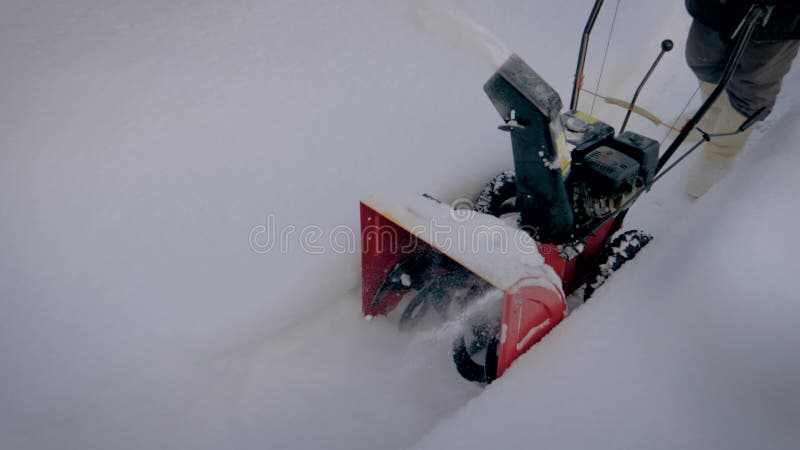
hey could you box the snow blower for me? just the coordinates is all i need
[361,1,771,383]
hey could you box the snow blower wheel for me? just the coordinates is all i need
[474,170,517,217]
[451,322,499,384]
[583,230,652,300]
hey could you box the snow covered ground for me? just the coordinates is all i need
[1,0,798,449]
[414,87,800,450]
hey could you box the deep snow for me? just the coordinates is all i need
[1,0,798,449]
[413,86,800,450]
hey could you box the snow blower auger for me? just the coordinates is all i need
[361,1,771,384]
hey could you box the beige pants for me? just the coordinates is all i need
[683,84,754,198]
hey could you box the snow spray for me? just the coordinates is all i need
[416,0,512,69]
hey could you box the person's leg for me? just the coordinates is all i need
[683,20,730,141]
[682,20,735,198]
[726,39,800,117]
[678,80,728,143]
[685,19,728,84]
[685,39,799,198]
[684,95,753,198]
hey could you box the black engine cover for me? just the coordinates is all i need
[614,131,659,185]
[581,146,639,195]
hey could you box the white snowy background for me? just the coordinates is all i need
[1,0,798,449]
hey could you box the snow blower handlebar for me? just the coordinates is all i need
[703,106,769,137]
[570,0,605,111]
[583,103,770,238]
[652,106,768,182]
[656,4,770,174]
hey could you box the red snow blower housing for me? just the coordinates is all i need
[360,1,771,383]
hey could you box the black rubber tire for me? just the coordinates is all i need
[474,170,516,217]
[451,324,499,384]
[583,230,652,301]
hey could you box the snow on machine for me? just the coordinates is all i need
[360,1,771,383]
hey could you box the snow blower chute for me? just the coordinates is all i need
[361,1,771,383]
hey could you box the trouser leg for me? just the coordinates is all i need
[726,39,799,117]
[684,97,754,198]
[682,20,798,198]
[685,19,800,118]
[681,21,729,142]
[685,20,727,84]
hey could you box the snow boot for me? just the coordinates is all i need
[683,91,755,198]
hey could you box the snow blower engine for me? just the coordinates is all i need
[360,1,770,383]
